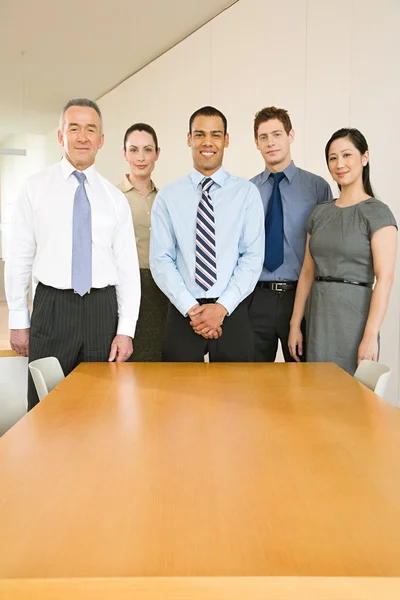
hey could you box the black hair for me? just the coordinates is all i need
[189,106,227,135]
[325,128,374,197]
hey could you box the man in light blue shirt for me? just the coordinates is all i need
[250,106,333,362]
[150,106,264,361]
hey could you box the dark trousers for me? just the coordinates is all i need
[162,298,254,362]
[248,285,306,362]
[28,283,118,410]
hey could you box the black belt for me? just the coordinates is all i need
[256,281,298,292]
[38,283,111,295]
[315,277,372,288]
[196,297,218,305]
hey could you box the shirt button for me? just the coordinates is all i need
[147,211,150,215]
[149,227,151,231]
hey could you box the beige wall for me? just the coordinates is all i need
[49,0,400,404]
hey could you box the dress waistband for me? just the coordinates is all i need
[315,276,372,288]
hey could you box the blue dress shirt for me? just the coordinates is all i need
[150,166,264,316]
[251,161,333,281]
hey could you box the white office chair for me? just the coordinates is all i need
[354,360,391,398]
[28,357,65,401]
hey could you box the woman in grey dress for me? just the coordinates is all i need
[288,128,397,374]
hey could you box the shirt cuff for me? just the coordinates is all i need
[9,309,31,330]
[117,317,137,338]
[176,291,199,317]
[216,291,238,316]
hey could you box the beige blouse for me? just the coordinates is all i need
[117,175,158,269]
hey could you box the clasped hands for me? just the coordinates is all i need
[187,302,228,339]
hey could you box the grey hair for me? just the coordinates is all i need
[59,98,103,132]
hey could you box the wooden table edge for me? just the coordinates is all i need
[1,576,400,599]
[0,349,21,358]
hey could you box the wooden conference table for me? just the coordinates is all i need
[1,362,400,599]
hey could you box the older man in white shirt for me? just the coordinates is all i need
[5,98,140,409]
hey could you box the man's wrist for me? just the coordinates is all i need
[216,302,228,317]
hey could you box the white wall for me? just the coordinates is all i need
[46,0,400,405]
[0,134,48,259]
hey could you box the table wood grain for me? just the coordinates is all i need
[1,362,400,599]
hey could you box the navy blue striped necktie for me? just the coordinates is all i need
[264,172,285,272]
[195,177,217,291]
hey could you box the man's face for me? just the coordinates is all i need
[255,118,294,171]
[58,106,104,170]
[188,115,229,176]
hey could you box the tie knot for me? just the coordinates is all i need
[73,170,86,185]
[201,177,213,192]
[272,172,285,184]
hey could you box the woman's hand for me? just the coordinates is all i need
[288,325,303,362]
[357,334,379,365]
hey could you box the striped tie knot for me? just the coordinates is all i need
[201,177,214,193]
[195,177,217,291]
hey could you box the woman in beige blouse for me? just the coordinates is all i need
[118,123,168,361]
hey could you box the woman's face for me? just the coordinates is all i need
[124,130,160,179]
[327,136,368,188]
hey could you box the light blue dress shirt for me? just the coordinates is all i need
[251,161,333,281]
[150,166,264,316]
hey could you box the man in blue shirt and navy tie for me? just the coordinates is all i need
[150,106,264,361]
[249,106,333,362]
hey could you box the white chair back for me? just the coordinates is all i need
[28,357,65,401]
[354,360,391,398]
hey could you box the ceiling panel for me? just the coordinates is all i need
[0,0,237,144]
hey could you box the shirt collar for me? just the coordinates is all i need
[190,166,227,189]
[60,156,97,186]
[260,160,297,185]
[119,174,157,194]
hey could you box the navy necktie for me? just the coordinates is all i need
[72,170,92,296]
[264,172,285,272]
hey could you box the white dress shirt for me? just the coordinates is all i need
[5,158,140,337]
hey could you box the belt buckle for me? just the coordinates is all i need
[271,282,284,292]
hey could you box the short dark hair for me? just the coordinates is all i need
[189,106,227,135]
[60,98,103,131]
[123,123,159,151]
[325,128,375,198]
[254,106,292,138]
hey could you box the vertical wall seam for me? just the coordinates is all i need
[304,0,309,169]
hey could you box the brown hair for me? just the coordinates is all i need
[254,106,292,139]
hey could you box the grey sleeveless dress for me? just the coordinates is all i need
[306,198,397,375]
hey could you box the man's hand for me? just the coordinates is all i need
[10,328,30,357]
[108,334,133,362]
[189,303,227,338]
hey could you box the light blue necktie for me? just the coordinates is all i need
[72,170,92,296]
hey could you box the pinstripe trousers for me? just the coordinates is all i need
[28,283,118,410]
